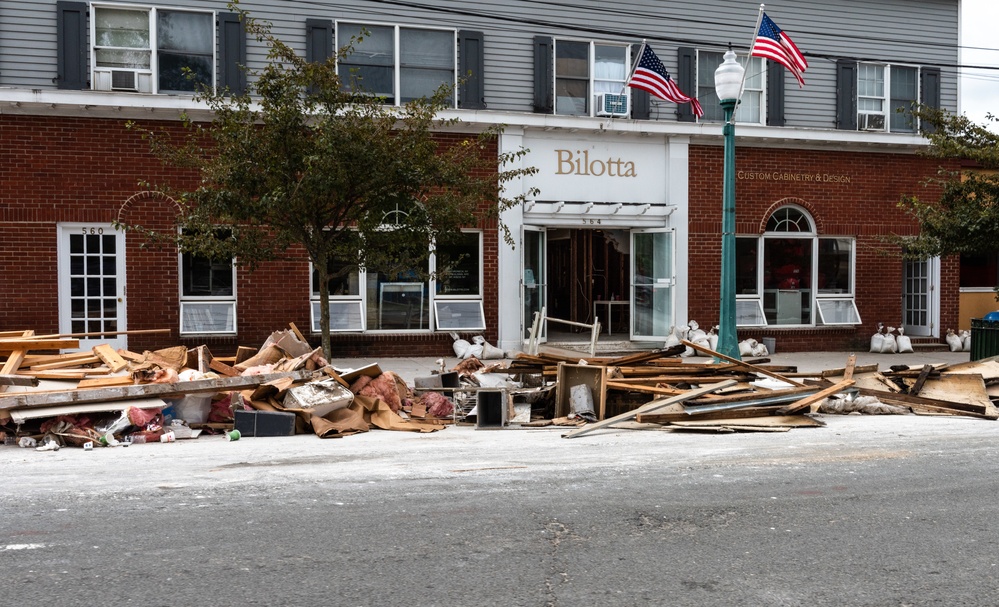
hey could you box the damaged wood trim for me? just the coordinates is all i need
[0,370,316,411]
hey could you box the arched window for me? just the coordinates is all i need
[736,205,861,327]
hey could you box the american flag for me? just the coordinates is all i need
[751,12,808,87]
[627,44,704,117]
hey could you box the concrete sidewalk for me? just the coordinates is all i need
[329,348,973,384]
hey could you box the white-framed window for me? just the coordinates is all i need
[91,4,215,94]
[554,40,630,117]
[857,63,919,132]
[336,22,456,106]
[697,51,765,124]
[309,230,484,333]
[179,237,236,335]
[735,207,861,327]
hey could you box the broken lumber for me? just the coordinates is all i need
[776,380,855,415]
[563,380,737,439]
[680,340,806,387]
[0,370,316,411]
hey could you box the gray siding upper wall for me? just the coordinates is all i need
[1,0,959,126]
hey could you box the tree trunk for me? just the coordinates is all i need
[315,246,333,360]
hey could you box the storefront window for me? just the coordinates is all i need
[737,206,860,327]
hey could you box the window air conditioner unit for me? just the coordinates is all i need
[859,113,886,131]
[92,68,152,93]
[596,93,629,117]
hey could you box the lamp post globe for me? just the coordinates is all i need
[713,49,745,360]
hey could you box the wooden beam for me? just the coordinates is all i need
[18,328,170,340]
[0,370,315,411]
[93,344,129,373]
[681,340,805,387]
[842,354,857,381]
[77,375,135,389]
[0,339,80,351]
[0,330,33,394]
[910,364,934,397]
[0,375,39,387]
[30,355,101,371]
[563,380,737,439]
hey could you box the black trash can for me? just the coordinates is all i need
[970,318,999,360]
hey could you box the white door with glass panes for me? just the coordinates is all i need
[903,258,937,337]
[522,227,547,342]
[631,229,674,340]
[57,224,127,351]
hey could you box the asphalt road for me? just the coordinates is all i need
[3,413,999,606]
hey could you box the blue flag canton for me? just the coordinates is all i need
[759,14,782,41]
[638,47,671,80]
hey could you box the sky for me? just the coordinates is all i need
[960,0,999,128]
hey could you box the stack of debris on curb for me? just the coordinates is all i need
[0,324,459,450]
[3,325,996,450]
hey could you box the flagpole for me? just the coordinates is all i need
[620,40,646,95]
[732,4,766,124]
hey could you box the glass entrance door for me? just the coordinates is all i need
[522,227,547,342]
[631,229,674,340]
[58,224,128,351]
[903,258,936,337]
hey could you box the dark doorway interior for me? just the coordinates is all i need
[547,228,630,336]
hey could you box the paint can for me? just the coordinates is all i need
[224,429,241,442]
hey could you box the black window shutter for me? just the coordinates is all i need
[458,30,485,109]
[835,59,858,130]
[630,43,649,120]
[533,36,553,113]
[920,67,942,133]
[218,12,247,95]
[56,1,88,90]
[676,47,696,122]
[920,67,941,109]
[766,61,785,126]
[306,19,333,64]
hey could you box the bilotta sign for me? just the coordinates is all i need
[524,135,666,204]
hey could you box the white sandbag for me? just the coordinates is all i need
[481,343,505,359]
[452,338,471,358]
[707,327,719,351]
[870,332,885,353]
[960,330,972,352]
[751,342,769,357]
[946,329,962,352]
[880,328,898,353]
[739,339,757,357]
[896,327,913,354]
[463,344,483,359]
[664,325,682,348]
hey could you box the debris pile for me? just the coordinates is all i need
[2,324,995,450]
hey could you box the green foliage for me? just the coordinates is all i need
[892,106,999,260]
[119,4,538,356]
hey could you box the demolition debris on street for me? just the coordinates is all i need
[1,323,996,452]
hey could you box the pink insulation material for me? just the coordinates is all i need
[421,391,454,418]
[356,372,403,411]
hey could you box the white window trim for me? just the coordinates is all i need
[736,208,860,328]
[857,61,921,133]
[697,50,766,125]
[177,262,237,335]
[431,230,485,330]
[552,38,631,118]
[90,3,217,96]
[335,20,458,107]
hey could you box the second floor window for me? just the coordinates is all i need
[858,63,919,132]
[697,51,765,123]
[554,40,629,117]
[92,5,214,94]
[337,23,456,105]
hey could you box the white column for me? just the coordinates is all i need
[497,128,527,354]
[667,135,690,330]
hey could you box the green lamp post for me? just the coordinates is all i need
[714,49,745,360]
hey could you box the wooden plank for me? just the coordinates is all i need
[681,340,806,387]
[842,355,857,381]
[0,370,315,411]
[910,364,934,396]
[0,339,80,351]
[853,386,989,416]
[23,351,101,365]
[288,322,309,344]
[18,368,111,379]
[17,329,170,340]
[638,404,786,423]
[563,380,737,439]
[0,330,33,394]
[234,346,258,365]
[30,354,101,371]
[93,344,129,373]
[77,375,135,389]
[777,380,855,415]
[0,375,39,387]
[209,357,240,377]
[670,415,824,428]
